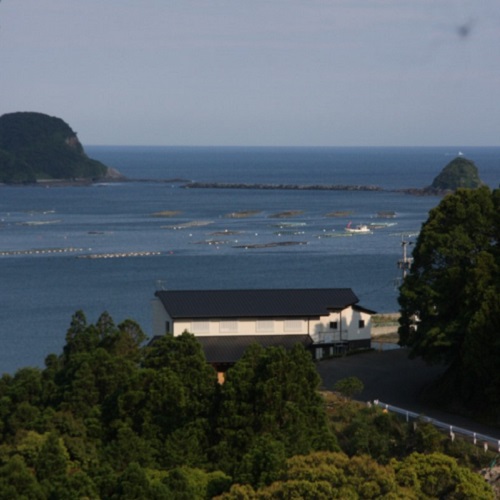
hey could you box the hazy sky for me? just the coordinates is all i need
[1,1,499,146]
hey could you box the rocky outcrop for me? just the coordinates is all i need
[428,155,483,191]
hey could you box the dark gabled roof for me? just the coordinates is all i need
[195,335,313,364]
[353,304,377,315]
[154,288,360,319]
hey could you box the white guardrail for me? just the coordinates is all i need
[373,400,500,453]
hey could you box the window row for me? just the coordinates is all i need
[190,319,305,334]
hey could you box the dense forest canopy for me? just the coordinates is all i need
[0,112,109,183]
[0,311,494,498]
[399,186,500,419]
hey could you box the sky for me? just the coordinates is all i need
[1,0,499,146]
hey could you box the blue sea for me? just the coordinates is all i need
[0,146,498,374]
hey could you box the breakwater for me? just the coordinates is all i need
[3,177,440,196]
[182,182,444,196]
[184,182,383,191]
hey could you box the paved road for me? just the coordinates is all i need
[316,348,500,440]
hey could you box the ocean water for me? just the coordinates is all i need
[0,146,498,374]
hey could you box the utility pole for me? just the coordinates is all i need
[397,237,414,281]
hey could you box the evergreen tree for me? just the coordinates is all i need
[142,332,218,419]
[35,432,70,495]
[112,462,166,499]
[399,187,500,415]
[0,455,44,500]
[212,344,338,475]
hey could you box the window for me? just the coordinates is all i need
[220,320,238,333]
[256,320,274,333]
[165,321,170,333]
[329,321,338,330]
[358,319,365,328]
[191,321,210,333]
[284,320,302,332]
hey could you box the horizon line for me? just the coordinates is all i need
[85,144,500,149]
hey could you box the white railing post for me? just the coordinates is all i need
[372,400,499,451]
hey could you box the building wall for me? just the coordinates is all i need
[310,308,368,344]
[151,298,173,335]
[173,317,309,336]
[151,299,372,344]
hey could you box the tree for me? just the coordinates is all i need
[111,462,164,499]
[212,344,338,475]
[394,452,494,499]
[0,455,44,500]
[341,410,407,462]
[398,187,500,414]
[234,435,287,488]
[142,332,218,420]
[333,376,364,400]
[62,310,98,360]
[55,312,146,418]
[102,332,227,481]
[163,467,231,500]
[35,432,69,480]
[217,451,494,499]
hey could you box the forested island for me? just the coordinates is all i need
[428,155,484,191]
[0,112,115,184]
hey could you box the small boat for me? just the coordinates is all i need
[345,222,372,233]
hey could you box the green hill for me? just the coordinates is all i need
[429,155,483,191]
[0,112,110,183]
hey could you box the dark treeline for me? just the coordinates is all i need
[0,311,494,498]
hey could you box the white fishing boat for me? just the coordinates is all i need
[345,222,372,233]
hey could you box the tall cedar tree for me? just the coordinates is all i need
[212,343,338,478]
[398,187,500,416]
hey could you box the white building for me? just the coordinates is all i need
[152,288,375,373]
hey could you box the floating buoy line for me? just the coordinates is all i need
[0,248,162,259]
[78,251,162,259]
[0,247,84,257]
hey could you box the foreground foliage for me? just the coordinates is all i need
[0,312,494,498]
[217,451,493,499]
[0,312,336,498]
